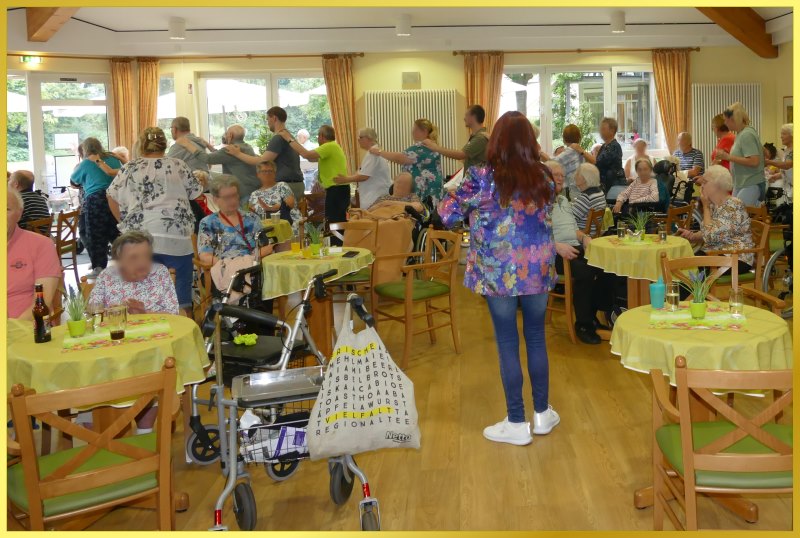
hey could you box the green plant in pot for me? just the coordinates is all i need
[623,211,653,241]
[65,285,88,337]
[306,223,323,256]
[681,270,713,320]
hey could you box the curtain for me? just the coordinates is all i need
[463,51,504,130]
[137,57,160,135]
[322,54,358,173]
[110,58,135,150]
[652,48,692,154]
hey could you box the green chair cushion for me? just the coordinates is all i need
[769,238,786,253]
[716,272,755,284]
[374,279,450,301]
[656,421,792,489]
[332,267,371,284]
[8,432,159,517]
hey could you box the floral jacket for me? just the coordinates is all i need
[402,142,444,207]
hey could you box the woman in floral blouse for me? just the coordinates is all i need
[248,161,301,231]
[439,111,569,447]
[369,118,444,207]
[107,127,202,316]
[677,165,755,272]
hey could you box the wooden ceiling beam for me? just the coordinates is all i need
[697,7,779,59]
[26,8,79,42]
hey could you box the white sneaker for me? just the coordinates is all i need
[532,405,560,435]
[483,417,532,446]
[85,267,103,279]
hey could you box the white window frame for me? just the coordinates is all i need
[611,65,667,157]
[6,70,33,172]
[196,72,272,144]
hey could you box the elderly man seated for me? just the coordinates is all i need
[7,189,62,320]
[8,170,50,233]
[368,172,425,214]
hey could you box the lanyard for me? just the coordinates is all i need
[219,211,252,251]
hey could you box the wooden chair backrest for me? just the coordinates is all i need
[665,201,694,233]
[584,208,605,238]
[746,205,768,222]
[749,219,770,276]
[23,217,53,237]
[300,193,326,225]
[329,220,379,252]
[54,210,79,248]
[422,228,462,286]
[673,356,792,482]
[660,252,738,302]
[9,359,177,526]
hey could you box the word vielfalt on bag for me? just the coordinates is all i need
[324,406,395,423]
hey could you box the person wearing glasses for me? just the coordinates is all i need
[714,103,766,206]
[333,127,392,209]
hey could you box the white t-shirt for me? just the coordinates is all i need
[357,150,392,209]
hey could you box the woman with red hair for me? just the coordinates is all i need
[439,111,565,447]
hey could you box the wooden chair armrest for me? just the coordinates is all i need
[650,369,679,422]
[401,259,457,273]
[373,252,424,262]
[7,436,20,457]
[741,287,786,310]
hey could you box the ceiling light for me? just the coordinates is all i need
[20,55,42,64]
[396,14,411,37]
[169,17,186,40]
[610,10,626,34]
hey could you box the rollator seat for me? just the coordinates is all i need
[219,336,307,367]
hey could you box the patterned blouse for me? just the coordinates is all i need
[88,263,179,315]
[402,142,444,207]
[248,183,301,230]
[438,165,557,297]
[107,157,203,257]
[702,197,755,267]
[197,211,264,260]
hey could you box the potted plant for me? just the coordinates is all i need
[306,223,323,256]
[65,285,88,337]
[624,211,653,241]
[681,270,713,319]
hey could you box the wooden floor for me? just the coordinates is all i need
[30,272,795,531]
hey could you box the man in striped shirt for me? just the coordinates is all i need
[672,132,705,179]
[8,170,50,234]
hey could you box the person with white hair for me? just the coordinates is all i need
[111,146,130,164]
[676,164,755,272]
[765,123,793,202]
[333,127,392,209]
[715,102,766,206]
[571,163,607,235]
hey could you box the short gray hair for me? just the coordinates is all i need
[704,164,733,192]
[601,117,618,134]
[544,160,564,174]
[111,230,153,260]
[210,174,240,197]
[781,123,793,137]
[576,163,601,188]
[358,127,378,142]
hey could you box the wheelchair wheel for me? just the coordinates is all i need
[329,461,355,505]
[186,426,221,465]
[763,247,793,319]
[233,482,257,531]
[265,460,300,481]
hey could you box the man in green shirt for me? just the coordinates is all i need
[279,125,349,243]
[421,104,489,172]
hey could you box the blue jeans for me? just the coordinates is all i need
[734,183,763,206]
[485,293,550,422]
[152,253,193,309]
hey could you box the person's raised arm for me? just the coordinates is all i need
[766,158,794,171]
[570,143,596,164]
[225,143,279,166]
[421,139,465,160]
[277,130,320,162]
[334,173,369,184]
[369,145,413,166]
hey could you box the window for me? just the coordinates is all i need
[157,74,176,134]
[549,71,606,150]
[201,76,269,149]
[614,70,663,156]
[7,74,31,172]
[499,72,541,129]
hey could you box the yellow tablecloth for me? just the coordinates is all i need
[7,314,209,397]
[610,304,793,384]
[586,234,694,282]
[261,218,294,243]
[262,247,374,300]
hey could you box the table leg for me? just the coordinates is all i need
[627,278,652,309]
[307,292,334,359]
[92,406,132,437]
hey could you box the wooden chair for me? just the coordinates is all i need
[545,255,577,344]
[22,217,53,237]
[191,234,214,323]
[54,210,80,286]
[664,201,694,234]
[745,204,767,222]
[299,193,326,227]
[704,220,770,293]
[584,207,606,238]
[370,229,462,369]
[326,220,379,302]
[650,356,792,531]
[7,359,178,531]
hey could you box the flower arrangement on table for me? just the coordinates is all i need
[622,211,653,242]
[64,286,89,338]
[682,269,713,320]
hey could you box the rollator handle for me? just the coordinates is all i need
[313,270,338,299]
[210,303,283,330]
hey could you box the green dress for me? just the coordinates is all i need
[402,142,444,207]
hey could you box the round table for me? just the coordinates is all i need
[586,234,694,308]
[610,303,793,384]
[261,218,294,244]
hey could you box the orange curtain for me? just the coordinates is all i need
[652,48,692,153]
[137,57,160,134]
[322,54,358,173]
[463,51,504,130]
[110,58,135,150]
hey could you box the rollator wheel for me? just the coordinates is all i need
[361,506,380,531]
[233,482,257,531]
[265,460,300,481]
[329,461,355,505]
[186,426,221,465]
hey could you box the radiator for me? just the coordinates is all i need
[364,89,460,179]
[690,83,761,168]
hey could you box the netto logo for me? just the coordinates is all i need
[385,431,411,443]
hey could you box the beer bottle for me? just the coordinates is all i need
[33,284,52,343]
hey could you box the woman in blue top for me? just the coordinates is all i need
[70,137,122,275]
[370,118,444,207]
[439,111,567,447]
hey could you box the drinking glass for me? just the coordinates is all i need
[658,224,668,242]
[666,282,681,312]
[85,302,104,333]
[617,226,626,240]
[290,239,301,253]
[270,213,281,224]
[105,305,128,340]
[729,288,744,318]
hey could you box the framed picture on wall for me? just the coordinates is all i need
[783,96,793,124]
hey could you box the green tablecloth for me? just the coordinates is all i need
[261,218,294,243]
[610,304,793,384]
[586,234,694,282]
[261,247,374,300]
[7,314,209,397]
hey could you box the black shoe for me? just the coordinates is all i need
[575,323,601,345]
[593,315,612,331]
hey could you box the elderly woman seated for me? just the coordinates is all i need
[88,230,179,315]
[612,158,659,213]
[546,161,615,345]
[677,164,755,273]
[368,172,425,214]
[248,160,301,228]
[571,163,607,235]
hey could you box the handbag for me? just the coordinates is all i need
[307,302,421,461]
